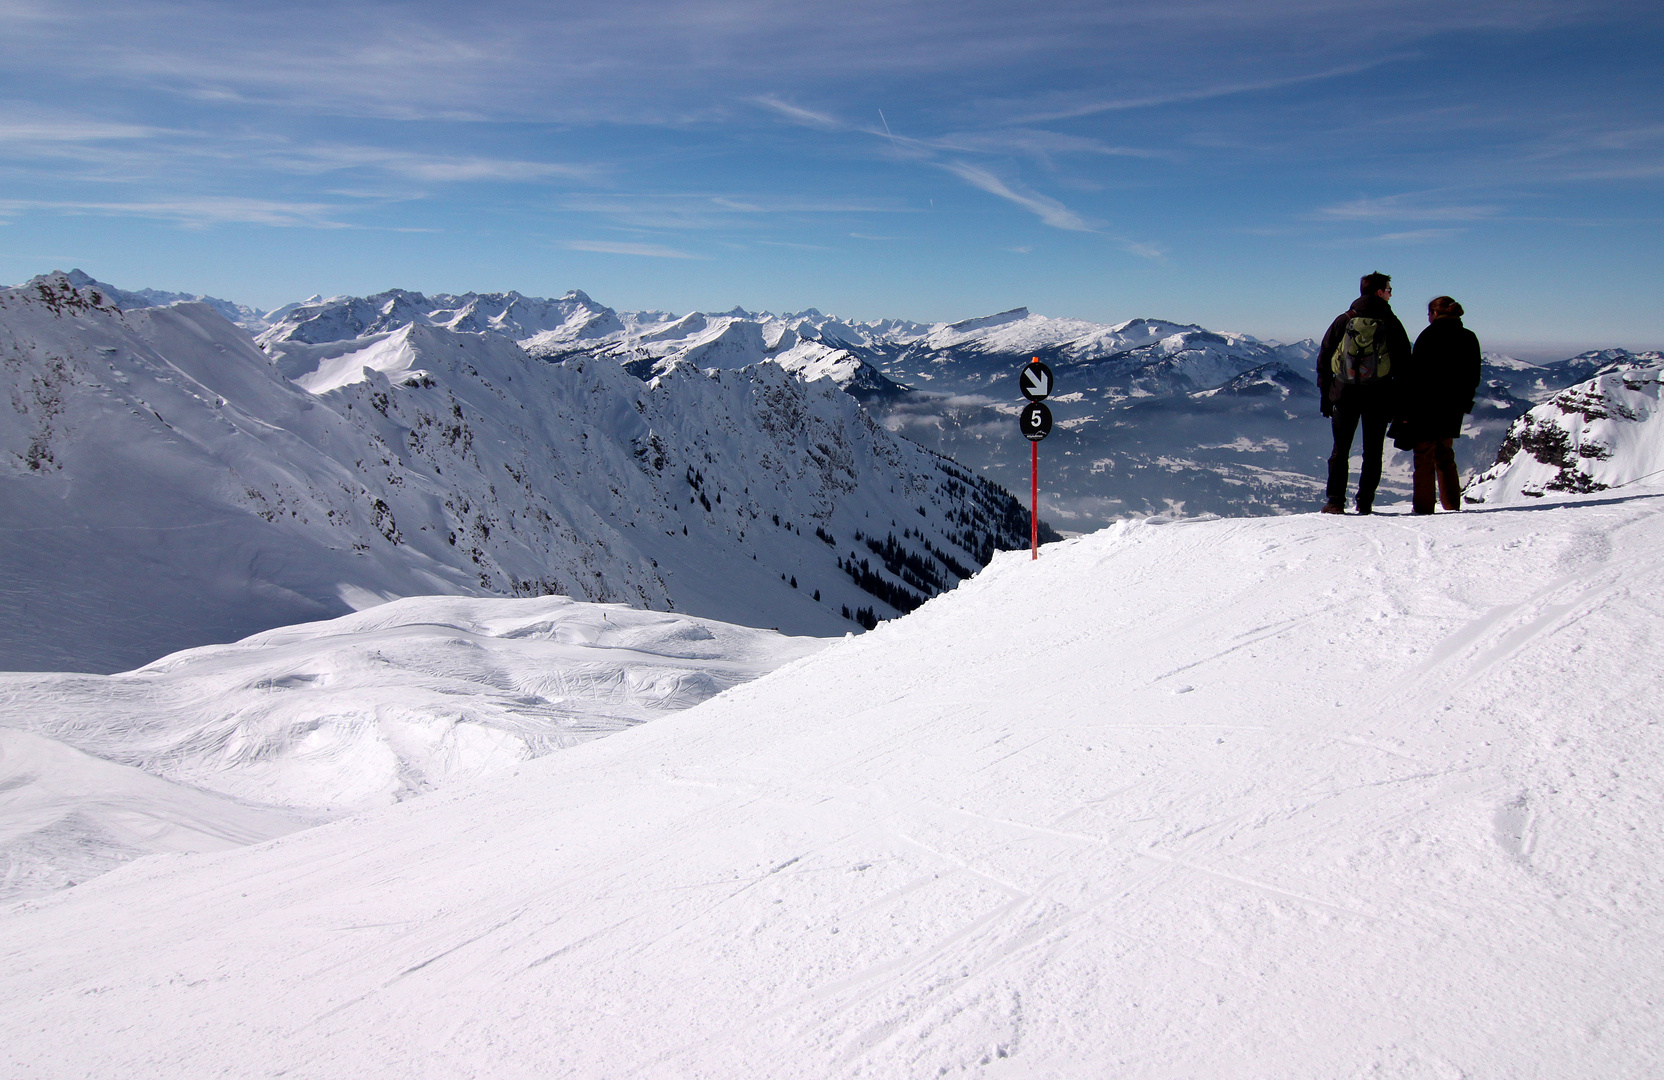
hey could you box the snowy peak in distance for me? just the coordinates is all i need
[1466,361,1664,505]
[880,307,1318,401]
[258,286,642,353]
[1193,360,1317,401]
[28,269,278,333]
[254,282,1324,411]
[920,307,1108,356]
[259,289,918,400]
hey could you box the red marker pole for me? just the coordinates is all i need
[1020,355,1052,560]
[1030,438,1039,559]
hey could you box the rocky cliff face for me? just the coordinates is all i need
[1465,364,1664,504]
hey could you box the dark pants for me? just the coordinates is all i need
[1327,386,1391,509]
[1412,439,1461,513]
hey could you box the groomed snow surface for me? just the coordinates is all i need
[5,490,1663,1078]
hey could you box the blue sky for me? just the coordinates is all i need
[1,0,1659,353]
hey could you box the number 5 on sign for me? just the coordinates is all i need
[1020,401,1052,440]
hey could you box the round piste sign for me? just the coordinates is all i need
[1020,359,1053,402]
[1020,401,1053,441]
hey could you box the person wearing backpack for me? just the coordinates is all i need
[1316,271,1413,514]
[1389,296,1482,514]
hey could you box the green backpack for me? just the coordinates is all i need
[1329,317,1390,400]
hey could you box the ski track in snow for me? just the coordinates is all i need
[2,490,1663,1077]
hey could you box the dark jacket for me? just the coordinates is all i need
[1394,316,1482,444]
[1317,293,1413,411]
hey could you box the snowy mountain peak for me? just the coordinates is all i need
[30,269,280,333]
[943,306,1031,334]
[1465,362,1664,504]
[1193,360,1315,401]
[17,271,123,316]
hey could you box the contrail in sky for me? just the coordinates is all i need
[878,109,902,155]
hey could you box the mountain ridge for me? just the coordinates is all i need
[2,273,1038,671]
[29,270,1657,529]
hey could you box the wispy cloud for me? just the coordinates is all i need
[1370,228,1466,243]
[0,114,163,143]
[752,97,1158,166]
[0,108,603,196]
[1317,194,1499,222]
[755,239,834,251]
[0,196,348,228]
[1511,119,1664,182]
[925,129,1160,161]
[1007,60,1404,124]
[1117,240,1166,261]
[0,0,1653,337]
[565,239,704,259]
[754,98,1113,235]
[937,161,1091,232]
[0,0,1627,157]
[751,96,843,130]
[559,193,911,232]
[257,144,600,183]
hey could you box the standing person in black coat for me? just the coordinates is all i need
[1392,296,1482,514]
[1317,271,1413,515]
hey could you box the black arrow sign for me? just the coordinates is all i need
[1020,360,1053,402]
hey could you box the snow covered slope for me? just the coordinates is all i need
[1,274,1032,670]
[1,594,822,897]
[4,490,1660,1078]
[0,729,315,900]
[1466,362,1664,505]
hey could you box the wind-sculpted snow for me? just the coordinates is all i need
[1,274,1033,671]
[1467,362,1664,504]
[3,488,1661,1077]
[0,594,822,898]
[0,729,315,901]
[0,589,818,865]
